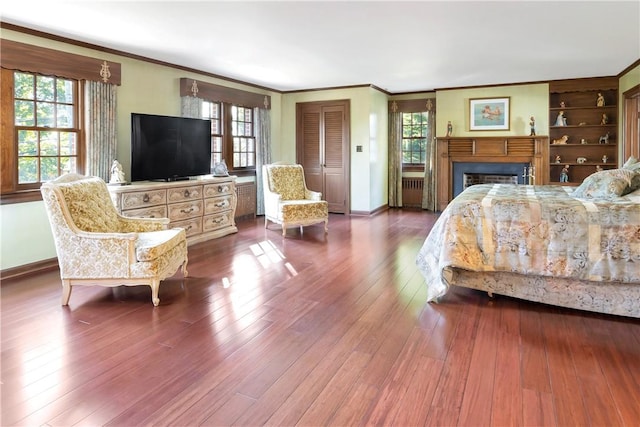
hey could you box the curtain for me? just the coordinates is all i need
[422,108,437,211]
[388,104,403,207]
[180,95,202,119]
[85,80,117,181]
[254,107,272,216]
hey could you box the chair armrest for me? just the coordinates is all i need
[264,189,282,215]
[57,231,138,277]
[117,215,170,232]
[305,189,322,201]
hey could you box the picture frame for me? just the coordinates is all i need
[469,97,510,130]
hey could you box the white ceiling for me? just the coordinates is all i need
[2,1,639,93]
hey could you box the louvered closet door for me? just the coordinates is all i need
[297,100,350,214]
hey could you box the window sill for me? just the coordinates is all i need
[402,165,425,173]
[0,190,43,205]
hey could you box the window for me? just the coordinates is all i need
[202,100,223,167]
[231,105,255,168]
[402,112,428,168]
[200,101,256,173]
[13,71,80,187]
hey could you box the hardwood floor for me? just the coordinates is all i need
[2,209,639,426]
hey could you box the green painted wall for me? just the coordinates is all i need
[1,28,637,270]
[435,84,549,138]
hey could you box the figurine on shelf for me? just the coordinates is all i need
[529,116,536,136]
[600,113,608,125]
[446,121,453,137]
[577,157,587,164]
[596,92,605,107]
[599,132,610,144]
[552,135,569,145]
[560,101,566,108]
[555,155,561,164]
[602,155,608,163]
[560,165,570,183]
[581,138,588,144]
[554,110,567,126]
[596,165,604,172]
[109,159,126,184]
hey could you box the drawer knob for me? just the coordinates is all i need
[143,194,150,203]
[217,185,223,193]
[184,189,190,197]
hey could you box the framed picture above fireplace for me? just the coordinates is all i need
[469,97,510,130]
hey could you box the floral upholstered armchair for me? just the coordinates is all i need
[40,174,188,306]
[262,164,329,236]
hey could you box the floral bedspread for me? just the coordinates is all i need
[416,184,640,301]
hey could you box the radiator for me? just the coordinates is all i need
[402,177,424,207]
[235,182,256,218]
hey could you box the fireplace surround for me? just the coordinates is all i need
[436,136,548,210]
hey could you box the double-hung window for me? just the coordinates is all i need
[201,101,256,173]
[401,111,428,171]
[13,71,80,188]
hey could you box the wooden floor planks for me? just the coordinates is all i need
[2,209,639,426]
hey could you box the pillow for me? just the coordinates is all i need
[622,156,640,171]
[622,157,640,191]
[571,168,638,200]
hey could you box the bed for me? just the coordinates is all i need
[416,166,640,318]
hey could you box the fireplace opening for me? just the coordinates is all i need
[463,173,518,190]
[452,162,529,198]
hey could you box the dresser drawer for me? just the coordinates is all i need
[167,185,202,203]
[204,181,234,198]
[204,195,234,215]
[121,205,168,219]
[121,189,166,210]
[168,200,203,221]
[171,217,202,237]
[203,211,235,232]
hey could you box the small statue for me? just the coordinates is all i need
[529,116,536,136]
[560,101,566,108]
[446,121,453,137]
[560,165,570,183]
[555,155,561,164]
[212,159,229,176]
[600,113,608,125]
[109,159,126,184]
[595,165,603,172]
[602,155,608,163]
[596,92,605,107]
[554,111,567,126]
[599,133,610,144]
[552,135,569,145]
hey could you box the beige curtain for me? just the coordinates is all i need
[422,107,437,211]
[181,95,202,119]
[85,81,117,181]
[388,103,403,207]
[254,107,272,216]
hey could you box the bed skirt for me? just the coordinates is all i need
[442,267,640,318]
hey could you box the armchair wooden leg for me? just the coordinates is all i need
[150,279,160,306]
[324,220,329,233]
[61,279,72,305]
[181,255,189,277]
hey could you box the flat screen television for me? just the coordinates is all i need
[131,113,211,182]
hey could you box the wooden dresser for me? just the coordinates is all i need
[108,176,237,245]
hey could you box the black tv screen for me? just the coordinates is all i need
[131,113,211,182]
